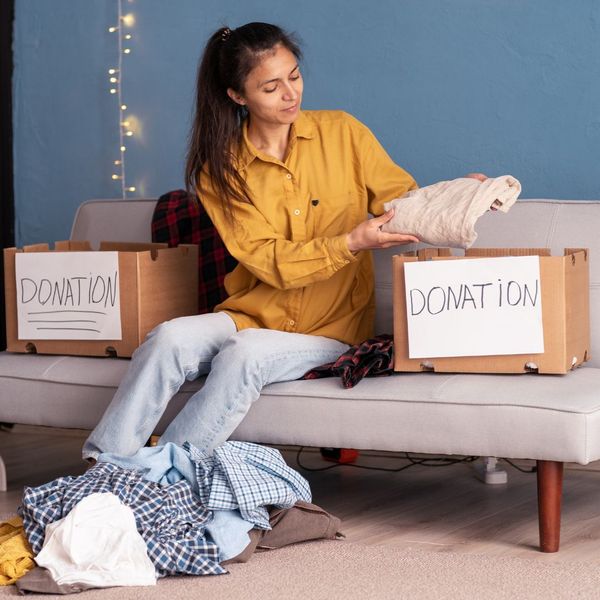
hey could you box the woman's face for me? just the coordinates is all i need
[228,44,303,128]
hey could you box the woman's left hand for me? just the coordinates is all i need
[465,172,503,211]
[346,209,419,252]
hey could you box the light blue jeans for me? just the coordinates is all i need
[82,312,349,459]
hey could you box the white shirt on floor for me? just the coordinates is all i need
[35,492,156,588]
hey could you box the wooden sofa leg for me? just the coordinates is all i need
[536,460,564,552]
[0,453,6,492]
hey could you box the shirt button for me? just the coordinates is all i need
[294,209,301,216]
[289,319,295,326]
[286,174,292,180]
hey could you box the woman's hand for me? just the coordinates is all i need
[346,209,419,253]
[466,173,500,211]
[465,172,488,182]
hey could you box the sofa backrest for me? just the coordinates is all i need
[70,198,157,248]
[72,198,600,368]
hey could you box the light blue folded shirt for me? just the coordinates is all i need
[205,509,253,561]
[98,442,199,493]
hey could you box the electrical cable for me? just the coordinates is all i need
[501,457,537,473]
[295,447,478,473]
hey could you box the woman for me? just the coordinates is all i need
[82,22,422,461]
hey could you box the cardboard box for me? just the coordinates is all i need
[392,247,590,374]
[4,241,198,357]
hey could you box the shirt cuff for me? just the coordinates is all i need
[328,234,358,271]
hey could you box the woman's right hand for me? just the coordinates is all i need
[346,208,419,253]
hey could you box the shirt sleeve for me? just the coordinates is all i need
[199,177,357,291]
[346,113,418,216]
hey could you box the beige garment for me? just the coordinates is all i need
[382,175,521,248]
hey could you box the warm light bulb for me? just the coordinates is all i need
[114,160,122,165]
[121,13,135,27]
[121,104,127,110]
[121,120,130,127]
[110,77,118,83]
[111,174,120,180]
[120,145,126,152]
[125,131,133,136]
[123,48,131,54]
[125,34,132,40]
[127,186,136,192]
[110,88,117,94]
[108,26,118,33]
[108,68,117,75]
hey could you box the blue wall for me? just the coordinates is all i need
[13,0,600,245]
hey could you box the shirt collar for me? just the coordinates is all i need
[293,111,316,141]
[237,111,315,171]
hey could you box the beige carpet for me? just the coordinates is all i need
[2,540,599,599]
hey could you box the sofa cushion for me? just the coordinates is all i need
[1,351,599,464]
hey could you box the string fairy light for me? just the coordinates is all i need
[107,0,137,197]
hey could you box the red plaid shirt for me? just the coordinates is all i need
[151,189,237,314]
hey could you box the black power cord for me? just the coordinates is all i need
[501,457,537,474]
[296,448,537,475]
[296,447,479,473]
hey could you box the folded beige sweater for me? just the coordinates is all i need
[381,175,521,248]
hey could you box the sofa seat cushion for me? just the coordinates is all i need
[236,370,600,463]
[1,351,599,464]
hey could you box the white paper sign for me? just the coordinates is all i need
[15,252,122,340]
[404,256,544,358]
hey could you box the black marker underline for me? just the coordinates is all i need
[36,327,102,333]
[28,320,97,323]
[27,310,107,315]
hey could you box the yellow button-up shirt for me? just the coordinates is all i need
[199,110,417,345]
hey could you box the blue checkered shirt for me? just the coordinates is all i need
[186,441,311,529]
[19,462,224,577]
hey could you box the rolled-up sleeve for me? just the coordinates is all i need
[346,114,418,216]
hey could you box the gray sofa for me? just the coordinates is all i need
[2,198,600,553]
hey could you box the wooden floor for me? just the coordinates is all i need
[2,425,600,565]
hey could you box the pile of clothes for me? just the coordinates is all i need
[0,441,342,594]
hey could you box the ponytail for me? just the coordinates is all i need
[185,23,302,219]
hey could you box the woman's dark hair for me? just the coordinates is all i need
[186,22,302,216]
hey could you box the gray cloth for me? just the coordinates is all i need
[16,567,97,595]
[223,500,343,564]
